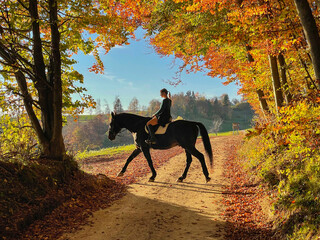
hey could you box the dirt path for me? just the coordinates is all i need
[62,136,238,240]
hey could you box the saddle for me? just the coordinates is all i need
[145,121,172,135]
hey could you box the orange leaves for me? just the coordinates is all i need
[140,0,316,117]
[88,63,104,74]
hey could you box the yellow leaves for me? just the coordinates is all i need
[0,113,39,161]
[185,2,200,12]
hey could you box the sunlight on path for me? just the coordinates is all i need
[62,137,233,240]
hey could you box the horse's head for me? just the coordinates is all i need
[108,112,121,140]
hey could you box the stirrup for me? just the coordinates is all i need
[145,138,157,145]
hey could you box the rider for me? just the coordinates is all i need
[146,88,172,145]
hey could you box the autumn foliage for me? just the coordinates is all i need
[0,0,142,158]
[1,0,320,238]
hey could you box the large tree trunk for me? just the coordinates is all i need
[29,0,60,158]
[27,0,65,158]
[0,0,65,159]
[278,53,292,104]
[293,0,320,87]
[48,0,65,158]
[269,55,284,110]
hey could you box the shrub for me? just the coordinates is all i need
[0,114,38,162]
[240,99,320,239]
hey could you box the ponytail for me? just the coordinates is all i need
[160,88,171,98]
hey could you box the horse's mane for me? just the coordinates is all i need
[115,113,151,132]
[115,112,150,121]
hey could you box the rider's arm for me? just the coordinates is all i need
[153,99,168,118]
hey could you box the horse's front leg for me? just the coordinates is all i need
[117,148,142,177]
[177,150,192,182]
[141,147,157,182]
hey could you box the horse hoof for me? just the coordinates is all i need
[117,172,124,177]
[148,178,155,182]
[206,177,211,183]
[177,178,183,183]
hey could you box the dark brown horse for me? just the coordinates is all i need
[108,112,213,182]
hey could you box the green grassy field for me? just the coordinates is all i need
[76,144,136,160]
[208,130,235,137]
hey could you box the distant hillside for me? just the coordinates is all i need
[63,92,254,152]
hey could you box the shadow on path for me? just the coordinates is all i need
[133,181,254,196]
[62,192,227,240]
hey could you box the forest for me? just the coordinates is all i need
[63,92,253,152]
[1,0,320,239]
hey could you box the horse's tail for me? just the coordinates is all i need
[196,122,213,167]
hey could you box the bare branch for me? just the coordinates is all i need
[17,0,29,11]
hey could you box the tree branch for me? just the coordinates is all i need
[28,0,48,87]
[17,0,29,11]
[14,70,47,145]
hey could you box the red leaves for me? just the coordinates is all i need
[222,138,274,240]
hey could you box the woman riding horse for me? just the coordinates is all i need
[146,88,172,145]
[108,106,213,183]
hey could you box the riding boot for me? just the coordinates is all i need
[145,125,157,145]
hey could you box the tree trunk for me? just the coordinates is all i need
[26,0,65,159]
[269,55,284,110]
[256,89,269,112]
[278,53,292,104]
[246,45,270,113]
[48,0,65,158]
[29,0,56,156]
[293,0,320,87]
[0,0,65,159]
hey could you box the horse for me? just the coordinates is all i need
[108,112,213,183]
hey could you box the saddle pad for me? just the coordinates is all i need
[145,122,170,135]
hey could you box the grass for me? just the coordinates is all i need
[209,130,234,137]
[76,144,136,160]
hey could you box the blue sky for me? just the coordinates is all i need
[73,28,240,110]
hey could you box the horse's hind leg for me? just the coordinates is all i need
[142,147,157,182]
[118,148,141,177]
[177,150,192,182]
[187,146,211,183]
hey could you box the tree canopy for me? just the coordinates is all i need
[135,0,320,116]
[0,0,141,158]
[2,0,320,160]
